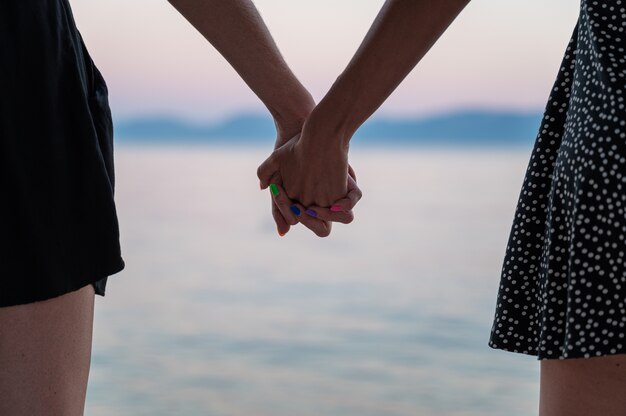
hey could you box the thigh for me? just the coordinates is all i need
[540,354,626,416]
[0,284,95,416]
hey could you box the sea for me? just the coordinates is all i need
[86,144,540,416]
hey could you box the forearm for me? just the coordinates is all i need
[306,0,470,146]
[167,0,313,131]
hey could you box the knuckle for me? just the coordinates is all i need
[300,197,314,207]
[275,197,289,208]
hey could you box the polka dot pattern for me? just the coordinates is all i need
[489,0,626,360]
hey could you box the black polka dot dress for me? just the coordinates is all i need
[489,0,626,360]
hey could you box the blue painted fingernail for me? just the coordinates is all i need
[305,209,317,217]
[290,205,301,216]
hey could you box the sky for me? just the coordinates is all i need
[70,0,580,122]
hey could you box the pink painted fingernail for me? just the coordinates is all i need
[330,205,343,212]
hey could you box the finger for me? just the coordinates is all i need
[272,198,290,236]
[348,164,357,182]
[305,206,355,224]
[329,175,363,212]
[268,173,299,226]
[293,202,332,237]
[305,175,361,224]
[257,151,280,189]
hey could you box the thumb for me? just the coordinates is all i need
[257,150,281,189]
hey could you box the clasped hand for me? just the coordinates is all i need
[257,119,362,238]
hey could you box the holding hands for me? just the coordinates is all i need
[250,0,469,238]
[168,0,469,237]
[259,113,362,237]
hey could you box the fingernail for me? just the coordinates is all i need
[290,205,301,216]
[269,183,279,196]
[330,205,343,212]
[305,209,317,217]
[278,230,286,237]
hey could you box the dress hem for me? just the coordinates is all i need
[488,341,626,361]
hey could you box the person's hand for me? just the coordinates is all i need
[258,120,362,235]
[258,132,348,206]
[271,110,334,237]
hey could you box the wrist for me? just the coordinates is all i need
[268,87,315,147]
[302,98,354,152]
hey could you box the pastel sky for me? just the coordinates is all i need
[71,0,580,121]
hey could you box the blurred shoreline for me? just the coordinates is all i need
[114,109,542,148]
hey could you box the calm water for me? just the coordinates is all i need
[86,145,539,416]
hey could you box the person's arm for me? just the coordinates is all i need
[311,0,470,143]
[168,0,334,236]
[168,0,312,132]
[258,0,470,208]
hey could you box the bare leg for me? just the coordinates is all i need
[0,284,95,416]
[539,354,626,416]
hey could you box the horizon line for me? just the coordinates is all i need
[114,106,545,125]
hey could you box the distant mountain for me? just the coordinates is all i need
[115,110,543,147]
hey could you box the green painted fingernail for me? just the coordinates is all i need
[269,183,279,196]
